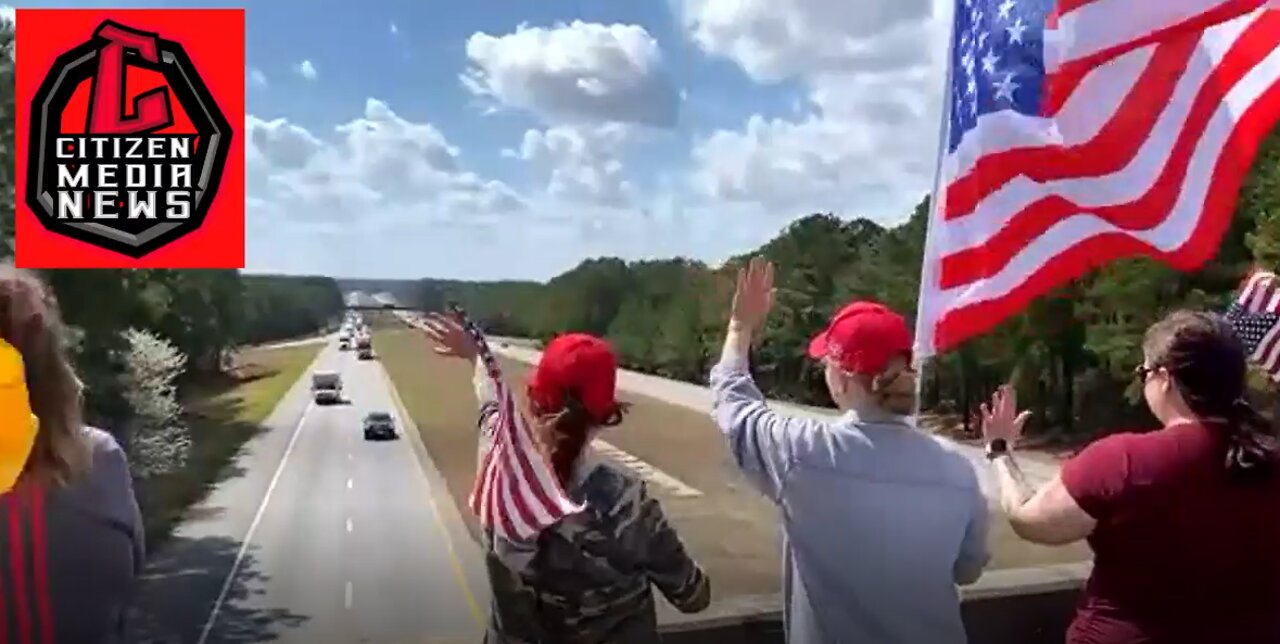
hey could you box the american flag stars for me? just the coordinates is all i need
[948,0,1051,150]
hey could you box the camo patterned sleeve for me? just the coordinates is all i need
[473,358,499,461]
[622,481,711,614]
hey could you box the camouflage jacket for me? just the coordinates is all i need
[471,362,710,644]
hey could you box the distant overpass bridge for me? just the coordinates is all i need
[342,303,420,311]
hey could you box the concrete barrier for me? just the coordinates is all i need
[657,562,1090,644]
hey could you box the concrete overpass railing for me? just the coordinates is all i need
[657,562,1090,643]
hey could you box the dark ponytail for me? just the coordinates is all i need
[530,393,628,488]
[1145,311,1280,482]
[1222,398,1280,481]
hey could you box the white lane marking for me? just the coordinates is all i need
[377,363,486,626]
[594,441,702,498]
[346,517,353,533]
[345,581,353,609]
[197,402,314,644]
[346,477,353,490]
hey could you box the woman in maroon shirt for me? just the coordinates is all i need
[981,310,1280,644]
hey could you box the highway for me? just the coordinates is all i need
[128,338,490,644]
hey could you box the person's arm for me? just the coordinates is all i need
[623,482,711,613]
[953,475,991,585]
[473,358,500,459]
[991,448,1104,545]
[709,324,831,501]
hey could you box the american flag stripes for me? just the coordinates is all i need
[1224,269,1280,380]
[446,303,584,543]
[915,0,1280,357]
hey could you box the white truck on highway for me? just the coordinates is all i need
[311,370,343,404]
[356,335,373,360]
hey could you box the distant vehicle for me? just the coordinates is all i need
[311,371,342,404]
[363,411,397,440]
[338,337,351,351]
[357,336,373,360]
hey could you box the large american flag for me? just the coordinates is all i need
[446,304,584,543]
[1225,269,1280,380]
[915,0,1280,357]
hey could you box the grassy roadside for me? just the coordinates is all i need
[139,343,320,548]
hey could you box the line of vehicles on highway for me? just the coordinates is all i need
[310,312,399,441]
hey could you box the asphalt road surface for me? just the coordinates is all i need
[129,341,490,644]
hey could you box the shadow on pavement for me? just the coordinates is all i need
[127,535,308,643]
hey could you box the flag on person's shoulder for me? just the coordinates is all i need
[446,304,583,543]
[914,0,1280,359]
[1225,268,1280,381]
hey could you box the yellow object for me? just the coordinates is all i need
[0,338,37,494]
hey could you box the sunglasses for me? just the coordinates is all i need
[1133,364,1160,382]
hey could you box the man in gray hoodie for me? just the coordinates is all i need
[709,257,989,644]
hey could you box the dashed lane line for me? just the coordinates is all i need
[594,441,702,498]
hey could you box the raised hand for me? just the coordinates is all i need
[730,256,775,334]
[980,384,1032,445]
[421,312,479,362]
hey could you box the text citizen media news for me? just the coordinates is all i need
[53,135,197,220]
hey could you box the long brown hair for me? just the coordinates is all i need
[0,265,91,486]
[869,356,919,416]
[1143,310,1279,481]
[527,394,628,487]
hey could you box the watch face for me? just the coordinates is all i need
[987,438,1008,455]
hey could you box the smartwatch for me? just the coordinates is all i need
[985,438,1009,460]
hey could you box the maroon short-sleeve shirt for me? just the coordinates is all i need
[1061,422,1280,644]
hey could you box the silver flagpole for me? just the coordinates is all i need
[914,3,959,419]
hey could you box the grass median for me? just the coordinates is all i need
[141,343,320,548]
[375,324,1090,605]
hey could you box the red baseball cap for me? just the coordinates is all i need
[807,301,913,375]
[527,333,619,423]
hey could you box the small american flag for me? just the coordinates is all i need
[446,303,584,543]
[1225,269,1280,381]
[915,0,1280,358]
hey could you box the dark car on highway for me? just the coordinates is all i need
[363,411,397,440]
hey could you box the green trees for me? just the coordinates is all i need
[0,14,13,258]
[428,128,1280,439]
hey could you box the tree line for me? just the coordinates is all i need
[416,131,1280,442]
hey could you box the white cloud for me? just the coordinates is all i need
[247,99,514,222]
[679,0,936,82]
[390,21,399,35]
[243,97,770,280]
[297,59,318,81]
[679,0,947,221]
[248,67,268,88]
[511,124,632,207]
[462,21,678,127]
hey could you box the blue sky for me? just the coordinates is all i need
[13,0,948,281]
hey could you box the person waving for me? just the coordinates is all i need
[709,257,989,644]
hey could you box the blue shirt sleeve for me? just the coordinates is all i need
[708,357,834,501]
[953,476,991,585]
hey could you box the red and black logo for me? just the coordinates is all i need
[24,20,232,259]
